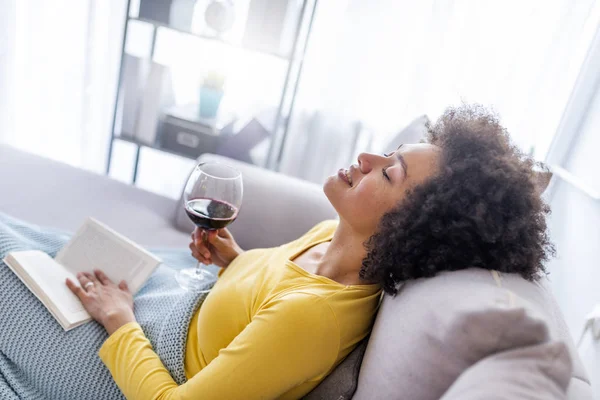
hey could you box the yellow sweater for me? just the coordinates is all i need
[98,220,382,399]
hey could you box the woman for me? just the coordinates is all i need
[62,104,551,399]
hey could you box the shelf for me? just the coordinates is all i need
[107,0,317,183]
[129,17,293,62]
[115,135,199,160]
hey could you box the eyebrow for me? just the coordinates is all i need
[395,144,408,175]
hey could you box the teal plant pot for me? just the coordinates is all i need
[199,87,224,118]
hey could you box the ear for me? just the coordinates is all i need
[533,170,553,195]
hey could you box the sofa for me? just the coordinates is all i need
[0,144,593,399]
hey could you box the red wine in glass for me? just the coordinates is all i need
[185,198,238,230]
[176,162,243,293]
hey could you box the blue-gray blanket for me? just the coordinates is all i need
[0,213,214,399]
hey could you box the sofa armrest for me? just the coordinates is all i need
[173,154,337,250]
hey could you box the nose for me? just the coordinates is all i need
[357,152,385,174]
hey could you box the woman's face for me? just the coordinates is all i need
[324,143,440,236]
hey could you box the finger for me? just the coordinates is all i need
[191,248,201,259]
[207,230,218,241]
[206,230,223,247]
[191,239,211,259]
[83,271,99,284]
[66,278,88,301]
[200,255,212,264]
[190,243,208,259]
[94,269,113,286]
[193,228,205,245]
[192,227,204,240]
[194,234,207,249]
[191,248,211,264]
[77,272,92,287]
[217,228,232,239]
[77,273,97,293]
[118,280,130,292]
[207,230,225,248]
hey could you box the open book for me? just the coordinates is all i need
[3,218,162,331]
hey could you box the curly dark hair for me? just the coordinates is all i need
[360,104,555,295]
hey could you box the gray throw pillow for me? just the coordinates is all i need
[353,269,562,400]
[440,340,572,400]
[378,114,429,153]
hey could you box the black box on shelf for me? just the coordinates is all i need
[159,116,220,158]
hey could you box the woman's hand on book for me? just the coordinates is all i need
[66,270,135,335]
[190,227,243,269]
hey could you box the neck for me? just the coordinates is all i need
[315,220,371,285]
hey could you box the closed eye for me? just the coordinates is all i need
[382,168,391,181]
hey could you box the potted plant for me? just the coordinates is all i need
[199,70,226,118]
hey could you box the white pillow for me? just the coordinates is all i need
[378,114,429,153]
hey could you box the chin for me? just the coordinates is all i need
[323,176,344,215]
[323,176,335,200]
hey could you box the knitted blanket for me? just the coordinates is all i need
[0,213,214,399]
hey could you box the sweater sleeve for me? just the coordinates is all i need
[98,293,340,400]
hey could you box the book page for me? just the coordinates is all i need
[4,251,91,325]
[55,218,161,294]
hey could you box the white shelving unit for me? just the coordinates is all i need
[106,0,318,183]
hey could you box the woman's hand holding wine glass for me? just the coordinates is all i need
[176,161,243,292]
[189,227,243,269]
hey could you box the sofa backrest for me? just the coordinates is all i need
[0,144,189,247]
[353,268,592,400]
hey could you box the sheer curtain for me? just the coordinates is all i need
[280,0,600,183]
[0,0,16,142]
[0,0,126,173]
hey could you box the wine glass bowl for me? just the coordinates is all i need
[176,162,243,292]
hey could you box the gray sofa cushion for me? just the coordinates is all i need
[439,340,572,400]
[353,268,591,400]
[302,339,368,400]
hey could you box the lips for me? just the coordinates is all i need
[338,168,353,187]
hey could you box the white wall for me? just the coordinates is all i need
[546,82,600,396]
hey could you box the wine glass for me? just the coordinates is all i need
[176,161,243,292]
